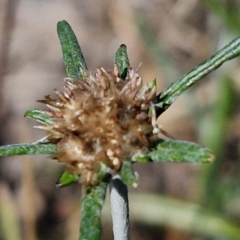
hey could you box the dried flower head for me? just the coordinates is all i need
[37,64,158,184]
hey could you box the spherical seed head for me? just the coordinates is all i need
[38,66,157,184]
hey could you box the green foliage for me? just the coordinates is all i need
[57,20,88,79]
[80,181,108,240]
[134,139,214,164]
[25,109,54,125]
[0,142,57,156]
[115,44,130,79]
[2,19,240,240]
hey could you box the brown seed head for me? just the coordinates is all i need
[38,66,157,184]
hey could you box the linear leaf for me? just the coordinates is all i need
[80,181,108,240]
[0,143,57,156]
[134,139,214,164]
[57,20,88,79]
[153,35,240,116]
[79,164,110,240]
[115,44,130,80]
[24,109,54,125]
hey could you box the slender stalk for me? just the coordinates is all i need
[24,109,54,125]
[109,176,130,240]
[80,182,108,240]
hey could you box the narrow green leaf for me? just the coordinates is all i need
[149,140,214,163]
[134,139,214,163]
[120,161,138,188]
[24,109,54,125]
[57,20,88,79]
[115,44,130,79]
[55,170,78,188]
[0,143,57,156]
[79,164,110,240]
[154,35,240,116]
[80,181,108,240]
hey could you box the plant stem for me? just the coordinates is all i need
[80,181,108,240]
[109,176,130,240]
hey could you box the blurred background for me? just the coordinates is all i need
[1,0,240,239]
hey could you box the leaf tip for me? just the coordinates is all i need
[120,43,127,49]
[57,20,68,26]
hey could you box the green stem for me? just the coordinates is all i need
[80,181,108,240]
[79,164,110,240]
[133,139,214,164]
